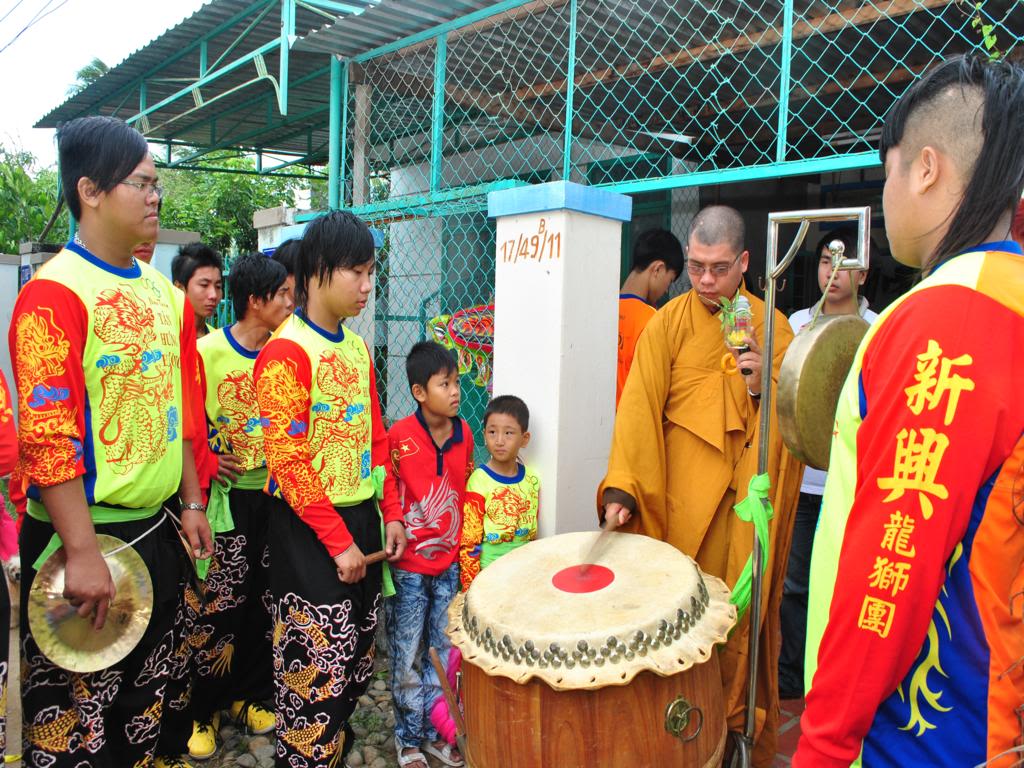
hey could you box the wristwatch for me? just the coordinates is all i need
[181,502,207,513]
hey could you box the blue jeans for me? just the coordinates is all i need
[384,561,460,749]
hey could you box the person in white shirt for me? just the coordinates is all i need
[778,228,879,699]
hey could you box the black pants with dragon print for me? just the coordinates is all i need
[19,510,197,768]
[189,488,274,723]
[270,497,383,768]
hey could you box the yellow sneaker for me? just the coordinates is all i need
[187,717,218,760]
[154,757,192,768]
[229,699,275,735]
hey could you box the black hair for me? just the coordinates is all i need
[56,116,150,221]
[271,238,300,275]
[812,227,862,265]
[880,54,1024,271]
[229,253,287,320]
[296,211,374,307]
[484,395,530,432]
[632,229,685,275]
[171,242,224,287]
[688,205,746,253]
[406,341,457,393]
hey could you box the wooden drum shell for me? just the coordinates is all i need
[461,652,726,768]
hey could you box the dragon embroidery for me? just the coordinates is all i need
[93,286,177,474]
[308,350,370,498]
[214,368,265,470]
[257,358,326,509]
[13,308,80,485]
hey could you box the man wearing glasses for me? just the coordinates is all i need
[599,205,802,767]
[9,115,212,768]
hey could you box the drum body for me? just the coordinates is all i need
[449,531,736,768]
[461,648,725,767]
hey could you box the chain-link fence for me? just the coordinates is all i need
[323,0,1023,447]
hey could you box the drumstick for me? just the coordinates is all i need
[364,550,388,565]
[429,646,468,739]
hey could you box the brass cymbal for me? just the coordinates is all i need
[778,313,869,470]
[28,534,153,673]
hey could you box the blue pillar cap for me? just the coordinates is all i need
[487,181,632,222]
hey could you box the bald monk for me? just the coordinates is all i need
[599,205,803,766]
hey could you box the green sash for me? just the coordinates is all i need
[197,466,268,579]
[27,498,161,571]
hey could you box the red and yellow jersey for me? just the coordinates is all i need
[253,309,400,556]
[8,242,197,512]
[616,293,656,406]
[459,464,540,590]
[198,326,267,474]
[796,242,1024,767]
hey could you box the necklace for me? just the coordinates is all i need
[73,232,137,269]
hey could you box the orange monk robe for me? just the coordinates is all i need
[599,287,803,767]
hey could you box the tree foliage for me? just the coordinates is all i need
[0,144,304,256]
[67,58,110,96]
[0,146,67,254]
[158,151,298,253]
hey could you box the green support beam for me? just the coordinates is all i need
[562,0,577,180]
[127,39,280,127]
[776,0,796,163]
[430,33,447,192]
[340,60,350,207]
[86,0,277,120]
[329,56,343,209]
[605,151,880,196]
[352,0,539,63]
[280,0,295,115]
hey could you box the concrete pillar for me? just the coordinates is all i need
[254,205,296,253]
[488,181,632,536]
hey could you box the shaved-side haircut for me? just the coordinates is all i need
[880,54,1024,270]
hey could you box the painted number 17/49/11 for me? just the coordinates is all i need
[500,218,562,263]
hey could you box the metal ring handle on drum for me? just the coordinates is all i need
[664,696,703,743]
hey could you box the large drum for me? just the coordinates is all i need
[448,531,736,767]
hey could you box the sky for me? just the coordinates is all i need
[0,0,207,169]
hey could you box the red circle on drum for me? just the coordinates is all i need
[551,564,615,593]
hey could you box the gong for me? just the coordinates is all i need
[777,313,869,470]
[28,533,154,673]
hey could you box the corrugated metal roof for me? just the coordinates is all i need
[33,0,1024,175]
[35,0,365,129]
[294,0,494,57]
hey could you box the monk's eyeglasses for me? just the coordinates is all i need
[685,252,741,278]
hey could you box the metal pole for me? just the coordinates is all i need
[430,33,448,193]
[737,206,870,766]
[562,0,578,181]
[279,0,295,115]
[775,0,795,163]
[328,55,342,210]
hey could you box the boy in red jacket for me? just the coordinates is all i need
[385,341,473,768]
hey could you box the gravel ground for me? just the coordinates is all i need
[198,659,427,768]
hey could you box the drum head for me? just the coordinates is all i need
[778,314,869,470]
[449,531,736,690]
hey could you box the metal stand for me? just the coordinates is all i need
[729,206,871,767]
